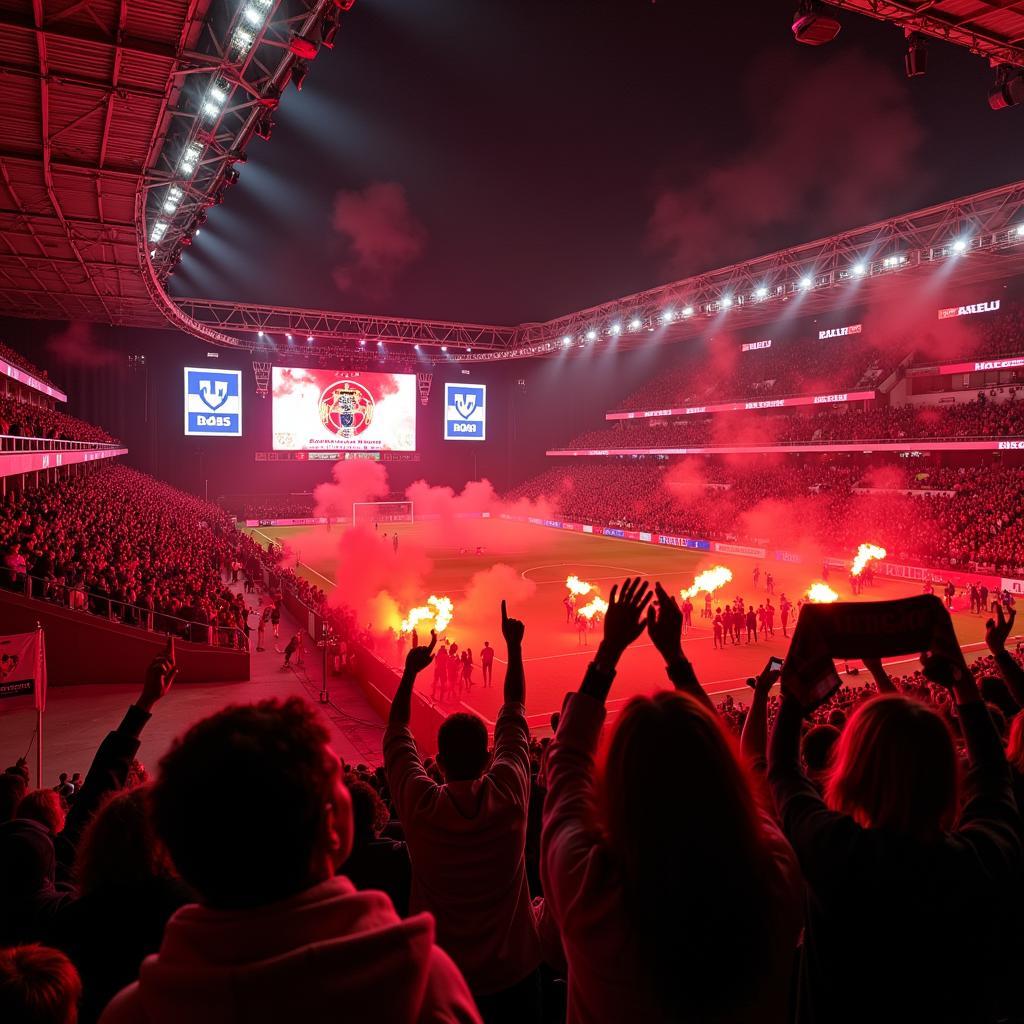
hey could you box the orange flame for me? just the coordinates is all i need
[680,565,733,601]
[566,575,594,597]
[400,595,454,634]
[577,595,608,620]
[851,543,887,576]
[805,582,839,603]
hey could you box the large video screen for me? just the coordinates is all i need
[271,366,417,452]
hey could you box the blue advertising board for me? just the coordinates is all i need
[444,382,486,441]
[184,367,242,437]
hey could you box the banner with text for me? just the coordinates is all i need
[0,630,46,711]
[606,389,876,421]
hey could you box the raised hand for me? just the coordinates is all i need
[986,603,1016,655]
[601,577,652,662]
[754,663,782,693]
[919,648,969,693]
[861,656,895,693]
[139,635,177,712]
[501,599,525,649]
[405,630,437,675]
[646,582,684,666]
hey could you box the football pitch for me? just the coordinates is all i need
[245,519,997,730]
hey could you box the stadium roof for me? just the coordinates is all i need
[825,0,1024,68]
[175,177,1024,361]
[2,3,1024,363]
[0,0,351,350]
[0,0,210,327]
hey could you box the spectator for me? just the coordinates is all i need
[16,789,66,836]
[0,769,27,823]
[47,788,191,1024]
[0,944,81,1024]
[384,607,542,1023]
[340,778,411,918]
[0,817,73,946]
[543,580,801,1022]
[800,724,840,793]
[100,696,480,1023]
[769,632,1021,1023]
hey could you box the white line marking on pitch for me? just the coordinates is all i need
[521,561,655,582]
[249,528,337,588]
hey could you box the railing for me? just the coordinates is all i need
[573,433,1016,449]
[0,571,250,652]
[0,434,121,452]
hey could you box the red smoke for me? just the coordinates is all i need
[648,52,925,276]
[46,323,119,368]
[305,463,555,638]
[313,459,390,519]
[332,182,427,298]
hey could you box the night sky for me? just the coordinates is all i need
[169,0,1024,326]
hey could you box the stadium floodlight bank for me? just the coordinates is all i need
[352,501,415,526]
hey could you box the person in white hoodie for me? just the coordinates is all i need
[100,691,480,1024]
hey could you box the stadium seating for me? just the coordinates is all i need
[0,395,117,446]
[565,396,1024,450]
[0,340,52,383]
[508,459,1024,574]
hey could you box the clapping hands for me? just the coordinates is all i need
[646,582,684,666]
[599,578,652,663]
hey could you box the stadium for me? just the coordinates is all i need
[1,2,1024,1022]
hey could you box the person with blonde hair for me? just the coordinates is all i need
[769,623,1021,1024]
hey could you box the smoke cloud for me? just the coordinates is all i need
[312,459,390,520]
[45,323,119,368]
[301,463,556,641]
[332,181,427,298]
[648,52,925,277]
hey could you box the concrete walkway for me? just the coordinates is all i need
[0,581,387,787]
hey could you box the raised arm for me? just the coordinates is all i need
[862,657,897,694]
[740,663,781,768]
[580,577,651,702]
[919,650,1019,868]
[388,630,436,729]
[501,600,525,706]
[542,578,650,926]
[646,582,714,711]
[62,638,177,853]
[384,632,438,816]
[986,604,1024,709]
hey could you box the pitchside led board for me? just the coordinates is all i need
[444,382,487,441]
[183,367,243,437]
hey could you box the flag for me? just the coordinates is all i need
[0,628,47,711]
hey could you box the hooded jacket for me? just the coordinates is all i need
[99,876,480,1024]
[0,817,73,945]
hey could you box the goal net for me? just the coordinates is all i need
[352,501,415,526]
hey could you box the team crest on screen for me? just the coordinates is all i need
[319,379,375,438]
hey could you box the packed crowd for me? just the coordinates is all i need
[914,305,1024,365]
[612,303,1024,415]
[0,339,53,384]
[568,394,1024,451]
[234,497,317,520]
[611,335,893,413]
[0,466,269,646]
[507,459,1024,574]
[2,585,1022,1024]
[0,395,118,445]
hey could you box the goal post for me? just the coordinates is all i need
[352,501,415,527]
